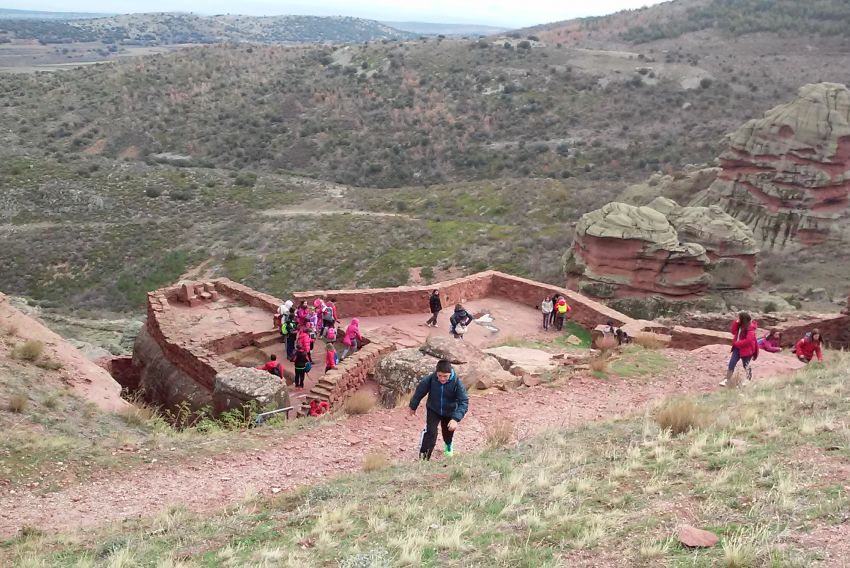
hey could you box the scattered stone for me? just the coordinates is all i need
[522,375,541,387]
[678,524,719,548]
[566,335,583,346]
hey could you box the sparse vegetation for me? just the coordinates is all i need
[8,394,27,413]
[345,391,376,415]
[11,340,44,362]
[655,397,705,435]
[484,417,514,448]
[10,353,850,565]
[361,451,391,472]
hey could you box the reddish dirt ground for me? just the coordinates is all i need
[0,344,805,538]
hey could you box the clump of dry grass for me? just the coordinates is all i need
[35,359,63,371]
[485,417,514,449]
[362,451,391,472]
[11,339,44,362]
[120,402,159,426]
[589,352,610,373]
[3,324,18,337]
[8,394,27,413]
[655,398,705,435]
[632,334,667,350]
[394,391,413,409]
[345,392,375,415]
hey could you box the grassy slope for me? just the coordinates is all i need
[6,354,849,566]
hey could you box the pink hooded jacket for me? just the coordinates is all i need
[343,319,362,347]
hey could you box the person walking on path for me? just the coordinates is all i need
[341,318,362,360]
[549,293,560,328]
[425,290,442,327]
[408,359,469,460]
[794,329,824,363]
[540,296,553,331]
[720,312,758,387]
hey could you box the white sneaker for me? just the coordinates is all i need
[719,379,728,387]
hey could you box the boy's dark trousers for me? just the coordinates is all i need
[419,408,454,460]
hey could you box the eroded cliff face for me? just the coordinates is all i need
[565,200,758,299]
[693,82,850,248]
[133,326,211,411]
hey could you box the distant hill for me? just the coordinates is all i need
[528,0,850,46]
[0,12,416,45]
[0,8,110,20]
[381,21,511,37]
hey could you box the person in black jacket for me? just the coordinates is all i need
[424,290,442,327]
[449,304,473,338]
[408,359,469,460]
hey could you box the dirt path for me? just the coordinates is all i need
[0,345,803,537]
[259,208,412,219]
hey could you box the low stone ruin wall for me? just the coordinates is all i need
[303,338,396,413]
[295,270,632,329]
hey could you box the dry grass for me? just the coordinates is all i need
[11,339,44,362]
[120,402,159,427]
[35,359,63,371]
[589,353,610,373]
[394,391,413,409]
[362,451,391,472]
[345,392,375,415]
[632,334,667,350]
[8,394,27,413]
[3,324,18,337]
[485,417,514,449]
[655,397,706,435]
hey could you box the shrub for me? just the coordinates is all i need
[589,353,610,373]
[12,340,44,361]
[346,392,375,415]
[120,403,158,427]
[8,394,27,413]
[655,398,705,435]
[763,301,778,313]
[485,417,514,448]
[632,335,667,350]
[36,359,63,371]
[362,451,390,472]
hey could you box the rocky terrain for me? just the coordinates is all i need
[693,82,850,249]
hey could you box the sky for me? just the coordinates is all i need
[6,0,668,27]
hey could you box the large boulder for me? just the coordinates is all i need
[648,197,759,289]
[564,202,711,299]
[482,346,561,376]
[692,83,850,249]
[420,335,485,364]
[374,348,438,407]
[456,357,519,391]
[565,199,759,299]
[212,367,289,415]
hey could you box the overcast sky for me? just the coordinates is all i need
[9,0,668,27]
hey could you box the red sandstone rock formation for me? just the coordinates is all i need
[693,83,850,248]
[0,292,125,412]
[565,198,759,299]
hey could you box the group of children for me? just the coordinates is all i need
[267,297,363,390]
[540,294,572,331]
[722,311,825,387]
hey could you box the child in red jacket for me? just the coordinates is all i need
[325,343,338,373]
[721,312,758,387]
[794,329,824,363]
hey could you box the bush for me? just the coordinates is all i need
[120,403,159,427]
[12,340,44,362]
[589,353,610,373]
[632,335,667,350]
[655,398,705,435]
[485,417,514,448]
[345,391,376,415]
[763,301,778,313]
[36,359,63,371]
[362,451,391,472]
[8,394,27,413]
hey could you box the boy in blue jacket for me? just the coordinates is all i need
[408,359,469,460]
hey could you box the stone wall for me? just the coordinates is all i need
[295,270,632,328]
[303,339,395,413]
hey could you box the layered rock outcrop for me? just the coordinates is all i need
[693,83,850,248]
[565,200,757,299]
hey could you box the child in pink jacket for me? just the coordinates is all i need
[341,319,362,360]
[758,331,782,353]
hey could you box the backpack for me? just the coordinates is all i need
[304,361,313,374]
[557,301,568,315]
[455,323,467,336]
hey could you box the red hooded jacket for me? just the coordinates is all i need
[730,320,759,358]
[794,336,823,361]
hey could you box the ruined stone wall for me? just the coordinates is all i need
[303,338,396,412]
[775,315,850,349]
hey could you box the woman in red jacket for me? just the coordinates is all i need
[794,329,824,363]
[721,312,758,387]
